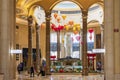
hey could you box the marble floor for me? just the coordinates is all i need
[16,74,104,80]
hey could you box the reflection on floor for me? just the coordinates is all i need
[16,74,104,80]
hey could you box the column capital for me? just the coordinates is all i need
[45,11,51,17]
[82,10,88,19]
[27,15,33,25]
[45,10,51,21]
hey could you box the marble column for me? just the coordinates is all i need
[114,0,120,79]
[35,23,40,72]
[82,10,88,76]
[104,0,115,80]
[27,15,33,71]
[0,0,16,80]
[45,11,51,75]
[100,24,104,71]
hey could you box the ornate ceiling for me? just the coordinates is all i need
[16,0,103,25]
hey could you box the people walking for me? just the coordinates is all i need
[30,66,34,77]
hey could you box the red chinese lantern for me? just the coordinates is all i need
[88,28,93,33]
[88,28,94,40]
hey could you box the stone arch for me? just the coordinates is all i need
[88,20,100,24]
[87,3,104,24]
[49,0,83,11]
[88,1,104,10]
[28,5,40,16]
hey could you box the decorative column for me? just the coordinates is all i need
[0,0,16,79]
[114,0,120,79]
[57,31,60,59]
[35,23,40,72]
[104,0,115,80]
[27,15,33,71]
[100,24,104,71]
[45,11,51,75]
[82,10,88,75]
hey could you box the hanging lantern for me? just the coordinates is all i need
[88,28,94,40]
[77,25,81,31]
[73,30,78,35]
[88,28,93,33]
[73,24,77,27]
[63,25,66,29]
[57,17,60,23]
[65,25,69,30]
[69,20,74,25]
[73,27,76,31]
[54,12,58,19]
[62,14,67,20]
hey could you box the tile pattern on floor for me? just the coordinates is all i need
[16,74,104,80]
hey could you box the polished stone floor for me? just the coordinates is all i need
[16,73,104,80]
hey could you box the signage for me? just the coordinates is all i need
[10,49,22,54]
[92,49,105,53]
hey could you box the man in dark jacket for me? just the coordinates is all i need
[30,66,34,77]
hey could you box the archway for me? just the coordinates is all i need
[87,3,104,73]
[50,1,82,73]
[16,5,46,72]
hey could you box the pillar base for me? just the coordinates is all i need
[115,74,120,80]
[82,68,88,76]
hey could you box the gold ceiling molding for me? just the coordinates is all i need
[49,0,83,11]
[88,20,99,24]
[28,5,39,16]
[16,0,104,25]
[16,0,103,15]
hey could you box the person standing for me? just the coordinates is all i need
[37,66,42,76]
[30,66,34,77]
